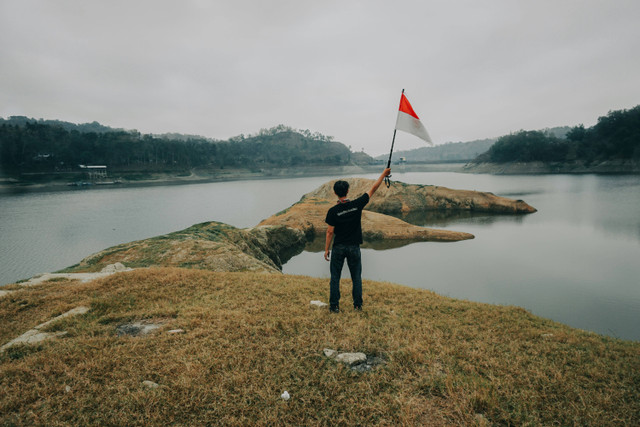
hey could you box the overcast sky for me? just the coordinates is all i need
[2,1,639,156]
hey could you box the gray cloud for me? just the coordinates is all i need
[2,0,639,156]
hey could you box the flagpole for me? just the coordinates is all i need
[385,89,404,187]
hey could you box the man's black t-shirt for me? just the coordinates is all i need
[325,193,370,246]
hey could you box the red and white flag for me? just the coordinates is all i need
[395,93,433,145]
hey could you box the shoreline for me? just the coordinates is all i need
[462,159,640,174]
[0,163,467,195]
[4,159,640,195]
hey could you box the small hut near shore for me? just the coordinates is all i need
[79,165,107,180]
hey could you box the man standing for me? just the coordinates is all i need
[324,168,391,313]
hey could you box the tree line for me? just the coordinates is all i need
[475,106,640,164]
[0,120,365,177]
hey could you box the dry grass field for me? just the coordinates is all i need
[1,268,638,426]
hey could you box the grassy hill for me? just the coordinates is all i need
[1,268,638,425]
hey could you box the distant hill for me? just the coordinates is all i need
[377,127,572,163]
[0,116,128,134]
[153,132,218,142]
[376,138,497,163]
[470,107,639,165]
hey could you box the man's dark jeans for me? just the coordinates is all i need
[329,244,362,308]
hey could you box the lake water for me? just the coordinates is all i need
[1,172,639,341]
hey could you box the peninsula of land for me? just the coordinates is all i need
[41,178,533,274]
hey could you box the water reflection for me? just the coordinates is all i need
[304,235,431,252]
[390,210,528,228]
[303,208,525,253]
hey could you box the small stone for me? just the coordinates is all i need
[323,348,338,358]
[167,329,185,334]
[1,306,89,353]
[334,352,367,366]
[475,413,489,426]
[142,380,159,389]
[0,290,15,298]
[101,262,131,273]
[280,390,290,400]
[351,355,388,372]
[65,385,72,393]
[35,306,90,329]
[351,363,372,373]
[366,355,387,367]
[1,330,68,352]
[117,321,162,337]
[310,300,328,307]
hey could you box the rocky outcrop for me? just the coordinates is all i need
[259,199,474,244]
[323,348,388,372]
[24,263,133,286]
[259,178,536,244]
[66,222,306,274]
[304,178,536,214]
[1,306,90,353]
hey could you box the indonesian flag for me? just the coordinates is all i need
[395,92,433,145]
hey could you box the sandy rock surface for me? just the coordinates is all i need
[260,178,536,245]
[23,263,133,286]
[66,223,306,275]
[305,178,536,214]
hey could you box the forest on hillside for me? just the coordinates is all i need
[0,121,371,177]
[375,127,571,163]
[473,106,640,164]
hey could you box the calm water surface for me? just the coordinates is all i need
[1,172,639,341]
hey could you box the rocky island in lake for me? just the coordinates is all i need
[260,178,535,248]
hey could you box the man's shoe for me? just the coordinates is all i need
[329,306,340,313]
[354,305,362,311]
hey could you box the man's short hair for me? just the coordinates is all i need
[333,180,349,198]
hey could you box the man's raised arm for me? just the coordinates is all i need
[367,168,392,198]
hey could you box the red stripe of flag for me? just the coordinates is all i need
[398,93,420,120]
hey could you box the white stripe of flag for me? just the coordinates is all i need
[394,93,433,145]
